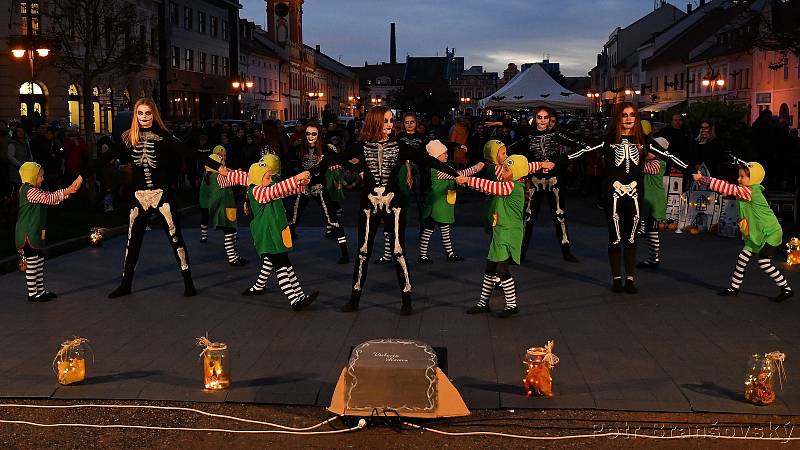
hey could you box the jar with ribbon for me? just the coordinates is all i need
[744,351,786,406]
[523,340,559,397]
[197,336,230,390]
[53,337,91,385]
[89,227,104,247]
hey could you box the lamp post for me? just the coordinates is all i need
[306,91,323,119]
[459,96,471,116]
[586,90,601,114]
[701,73,725,98]
[11,39,50,117]
[232,79,254,120]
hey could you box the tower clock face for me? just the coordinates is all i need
[275,2,289,17]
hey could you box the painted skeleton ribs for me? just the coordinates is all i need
[364,141,399,186]
[528,134,561,161]
[612,141,640,174]
[133,132,162,188]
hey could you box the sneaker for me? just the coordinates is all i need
[417,256,433,264]
[774,288,794,303]
[611,278,624,293]
[637,261,660,269]
[466,304,490,314]
[624,279,638,294]
[446,255,464,262]
[496,306,519,318]
[242,287,266,296]
[291,291,319,311]
[717,287,739,296]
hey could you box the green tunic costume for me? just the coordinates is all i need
[422,169,457,224]
[248,181,293,255]
[487,181,525,264]
[207,174,237,229]
[642,159,667,221]
[15,184,47,249]
[739,184,782,253]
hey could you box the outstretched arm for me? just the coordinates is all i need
[403,141,459,177]
[567,142,604,160]
[310,142,360,178]
[27,186,67,205]
[437,162,484,180]
[700,175,751,201]
[643,160,661,175]
[170,134,221,171]
[459,177,514,196]
[648,136,688,170]
[251,176,305,203]
[217,169,249,188]
[554,130,590,149]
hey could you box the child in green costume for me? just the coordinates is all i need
[15,162,82,301]
[199,145,226,243]
[638,136,669,269]
[220,156,319,310]
[693,162,793,302]
[417,139,484,263]
[457,154,547,317]
[207,152,247,266]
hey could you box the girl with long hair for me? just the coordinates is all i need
[568,103,687,293]
[311,107,459,315]
[288,122,349,263]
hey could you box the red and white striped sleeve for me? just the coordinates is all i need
[527,162,543,174]
[495,164,504,179]
[328,164,341,171]
[465,177,514,196]
[251,176,302,203]
[217,170,249,188]
[27,187,66,205]
[436,163,482,180]
[643,160,661,175]
[702,176,751,201]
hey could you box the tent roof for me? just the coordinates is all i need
[479,64,588,110]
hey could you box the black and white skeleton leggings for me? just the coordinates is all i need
[352,201,411,299]
[728,244,789,291]
[22,244,45,298]
[643,217,660,264]
[418,217,456,258]
[290,186,348,259]
[475,259,517,310]
[605,193,639,280]
[121,191,191,283]
[200,208,209,240]
[248,252,309,305]
[522,176,570,259]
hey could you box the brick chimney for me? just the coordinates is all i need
[390,23,397,64]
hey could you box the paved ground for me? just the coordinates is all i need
[1,191,799,416]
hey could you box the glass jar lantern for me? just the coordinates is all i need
[787,238,800,266]
[744,352,784,406]
[199,339,230,390]
[522,341,559,397]
[89,227,104,247]
[53,337,90,386]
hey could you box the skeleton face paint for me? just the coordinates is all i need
[620,107,636,132]
[382,111,394,138]
[305,126,319,146]
[136,105,154,128]
[403,117,416,134]
[535,112,550,131]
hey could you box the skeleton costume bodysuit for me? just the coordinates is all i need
[288,142,349,263]
[568,135,687,290]
[91,127,221,298]
[312,138,459,314]
[509,128,587,261]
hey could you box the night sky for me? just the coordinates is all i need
[240,0,689,76]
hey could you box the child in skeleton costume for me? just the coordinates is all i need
[692,163,793,302]
[508,107,588,263]
[456,155,537,318]
[204,152,248,266]
[15,162,82,301]
[219,156,320,310]
[567,103,687,293]
[417,140,484,264]
[375,113,467,264]
[288,123,349,264]
[310,107,459,315]
[89,98,222,298]
[199,145,226,243]
[638,138,670,269]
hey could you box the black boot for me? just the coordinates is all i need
[400,292,412,316]
[611,278,624,293]
[561,244,579,263]
[624,278,638,294]
[182,269,197,297]
[338,243,350,264]
[341,290,360,312]
[717,287,739,296]
[774,287,794,303]
[108,272,134,298]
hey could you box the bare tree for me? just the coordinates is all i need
[45,0,147,144]
[750,0,800,55]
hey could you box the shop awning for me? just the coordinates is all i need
[640,99,686,112]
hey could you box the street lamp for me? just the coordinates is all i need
[11,44,51,79]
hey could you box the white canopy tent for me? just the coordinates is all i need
[480,64,589,111]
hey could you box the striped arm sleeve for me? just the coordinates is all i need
[703,176,751,201]
[328,164,341,171]
[495,164,504,179]
[217,170,249,188]
[643,160,661,175]
[527,162,543,174]
[466,177,514,196]
[27,187,66,205]
[252,176,302,203]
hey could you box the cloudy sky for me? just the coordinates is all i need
[241,0,689,77]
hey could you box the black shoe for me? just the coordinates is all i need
[200,237,208,243]
[184,285,197,297]
[466,304,490,314]
[292,291,319,311]
[562,252,579,263]
[417,256,433,264]
[400,294,413,316]
[774,288,794,303]
[496,306,519,318]
[374,257,392,265]
[242,287,266,296]
[611,279,624,293]
[229,258,249,267]
[42,291,58,299]
[108,284,132,298]
[637,261,660,269]
[717,287,739,296]
[446,255,464,262]
[341,291,360,312]
[182,269,196,297]
[338,255,350,265]
[624,279,638,294]
[28,293,54,303]
[325,230,335,239]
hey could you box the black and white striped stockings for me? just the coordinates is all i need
[729,249,789,291]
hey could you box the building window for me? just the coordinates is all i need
[184,7,193,30]
[222,57,229,76]
[20,2,41,36]
[784,62,789,80]
[222,20,229,41]
[210,16,218,37]
[198,11,206,34]
[744,68,749,88]
[172,46,180,68]
[199,52,207,73]
[184,49,193,71]
[169,2,178,25]
[211,55,219,75]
